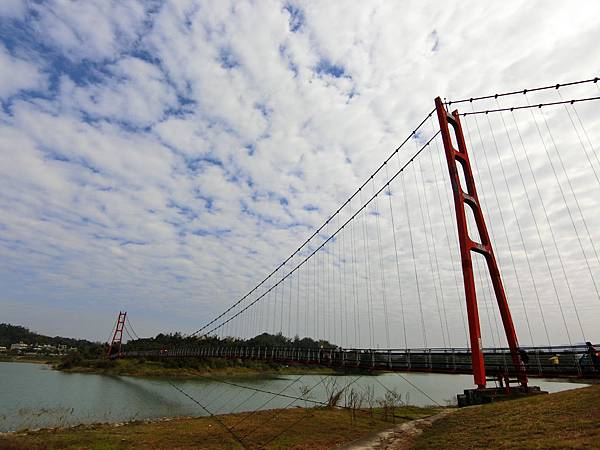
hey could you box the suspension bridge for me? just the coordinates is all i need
[108,78,600,415]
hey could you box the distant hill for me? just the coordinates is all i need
[0,323,99,348]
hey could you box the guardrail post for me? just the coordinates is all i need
[574,347,582,376]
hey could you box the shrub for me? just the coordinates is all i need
[57,353,83,369]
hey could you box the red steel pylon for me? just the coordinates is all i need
[107,311,127,358]
[435,97,528,389]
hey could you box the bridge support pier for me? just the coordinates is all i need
[457,385,546,407]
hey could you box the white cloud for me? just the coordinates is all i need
[0,43,46,98]
[58,57,178,127]
[0,0,599,347]
[0,0,27,20]
[29,0,149,61]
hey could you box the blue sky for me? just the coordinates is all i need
[1,1,599,345]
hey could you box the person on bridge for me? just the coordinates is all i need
[518,348,530,370]
[585,342,600,371]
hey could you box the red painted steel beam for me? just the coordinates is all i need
[434,97,528,388]
[107,311,127,358]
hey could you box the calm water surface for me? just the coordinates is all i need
[0,362,587,432]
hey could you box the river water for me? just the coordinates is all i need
[0,362,587,432]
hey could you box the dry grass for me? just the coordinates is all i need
[413,384,600,450]
[0,405,438,450]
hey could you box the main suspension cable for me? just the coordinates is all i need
[459,96,600,116]
[125,317,141,340]
[202,132,440,337]
[447,77,598,106]
[189,110,436,337]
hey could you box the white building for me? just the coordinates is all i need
[10,342,29,351]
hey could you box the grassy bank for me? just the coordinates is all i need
[0,405,440,450]
[0,355,60,365]
[413,384,600,449]
[56,356,341,379]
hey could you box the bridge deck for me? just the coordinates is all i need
[120,345,599,379]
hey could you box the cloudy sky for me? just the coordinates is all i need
[1,0,599,346]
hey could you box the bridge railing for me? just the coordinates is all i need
[118,344,598,378]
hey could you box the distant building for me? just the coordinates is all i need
[10,342,29,351]
[0,346,7,353]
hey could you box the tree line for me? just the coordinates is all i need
[124,332,337,351]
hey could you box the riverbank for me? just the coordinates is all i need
[0,355,60,365]
[0,405,441,449]
[56,356,342,379]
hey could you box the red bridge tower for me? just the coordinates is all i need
[435,97,528,390]
[107,311,127,358]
